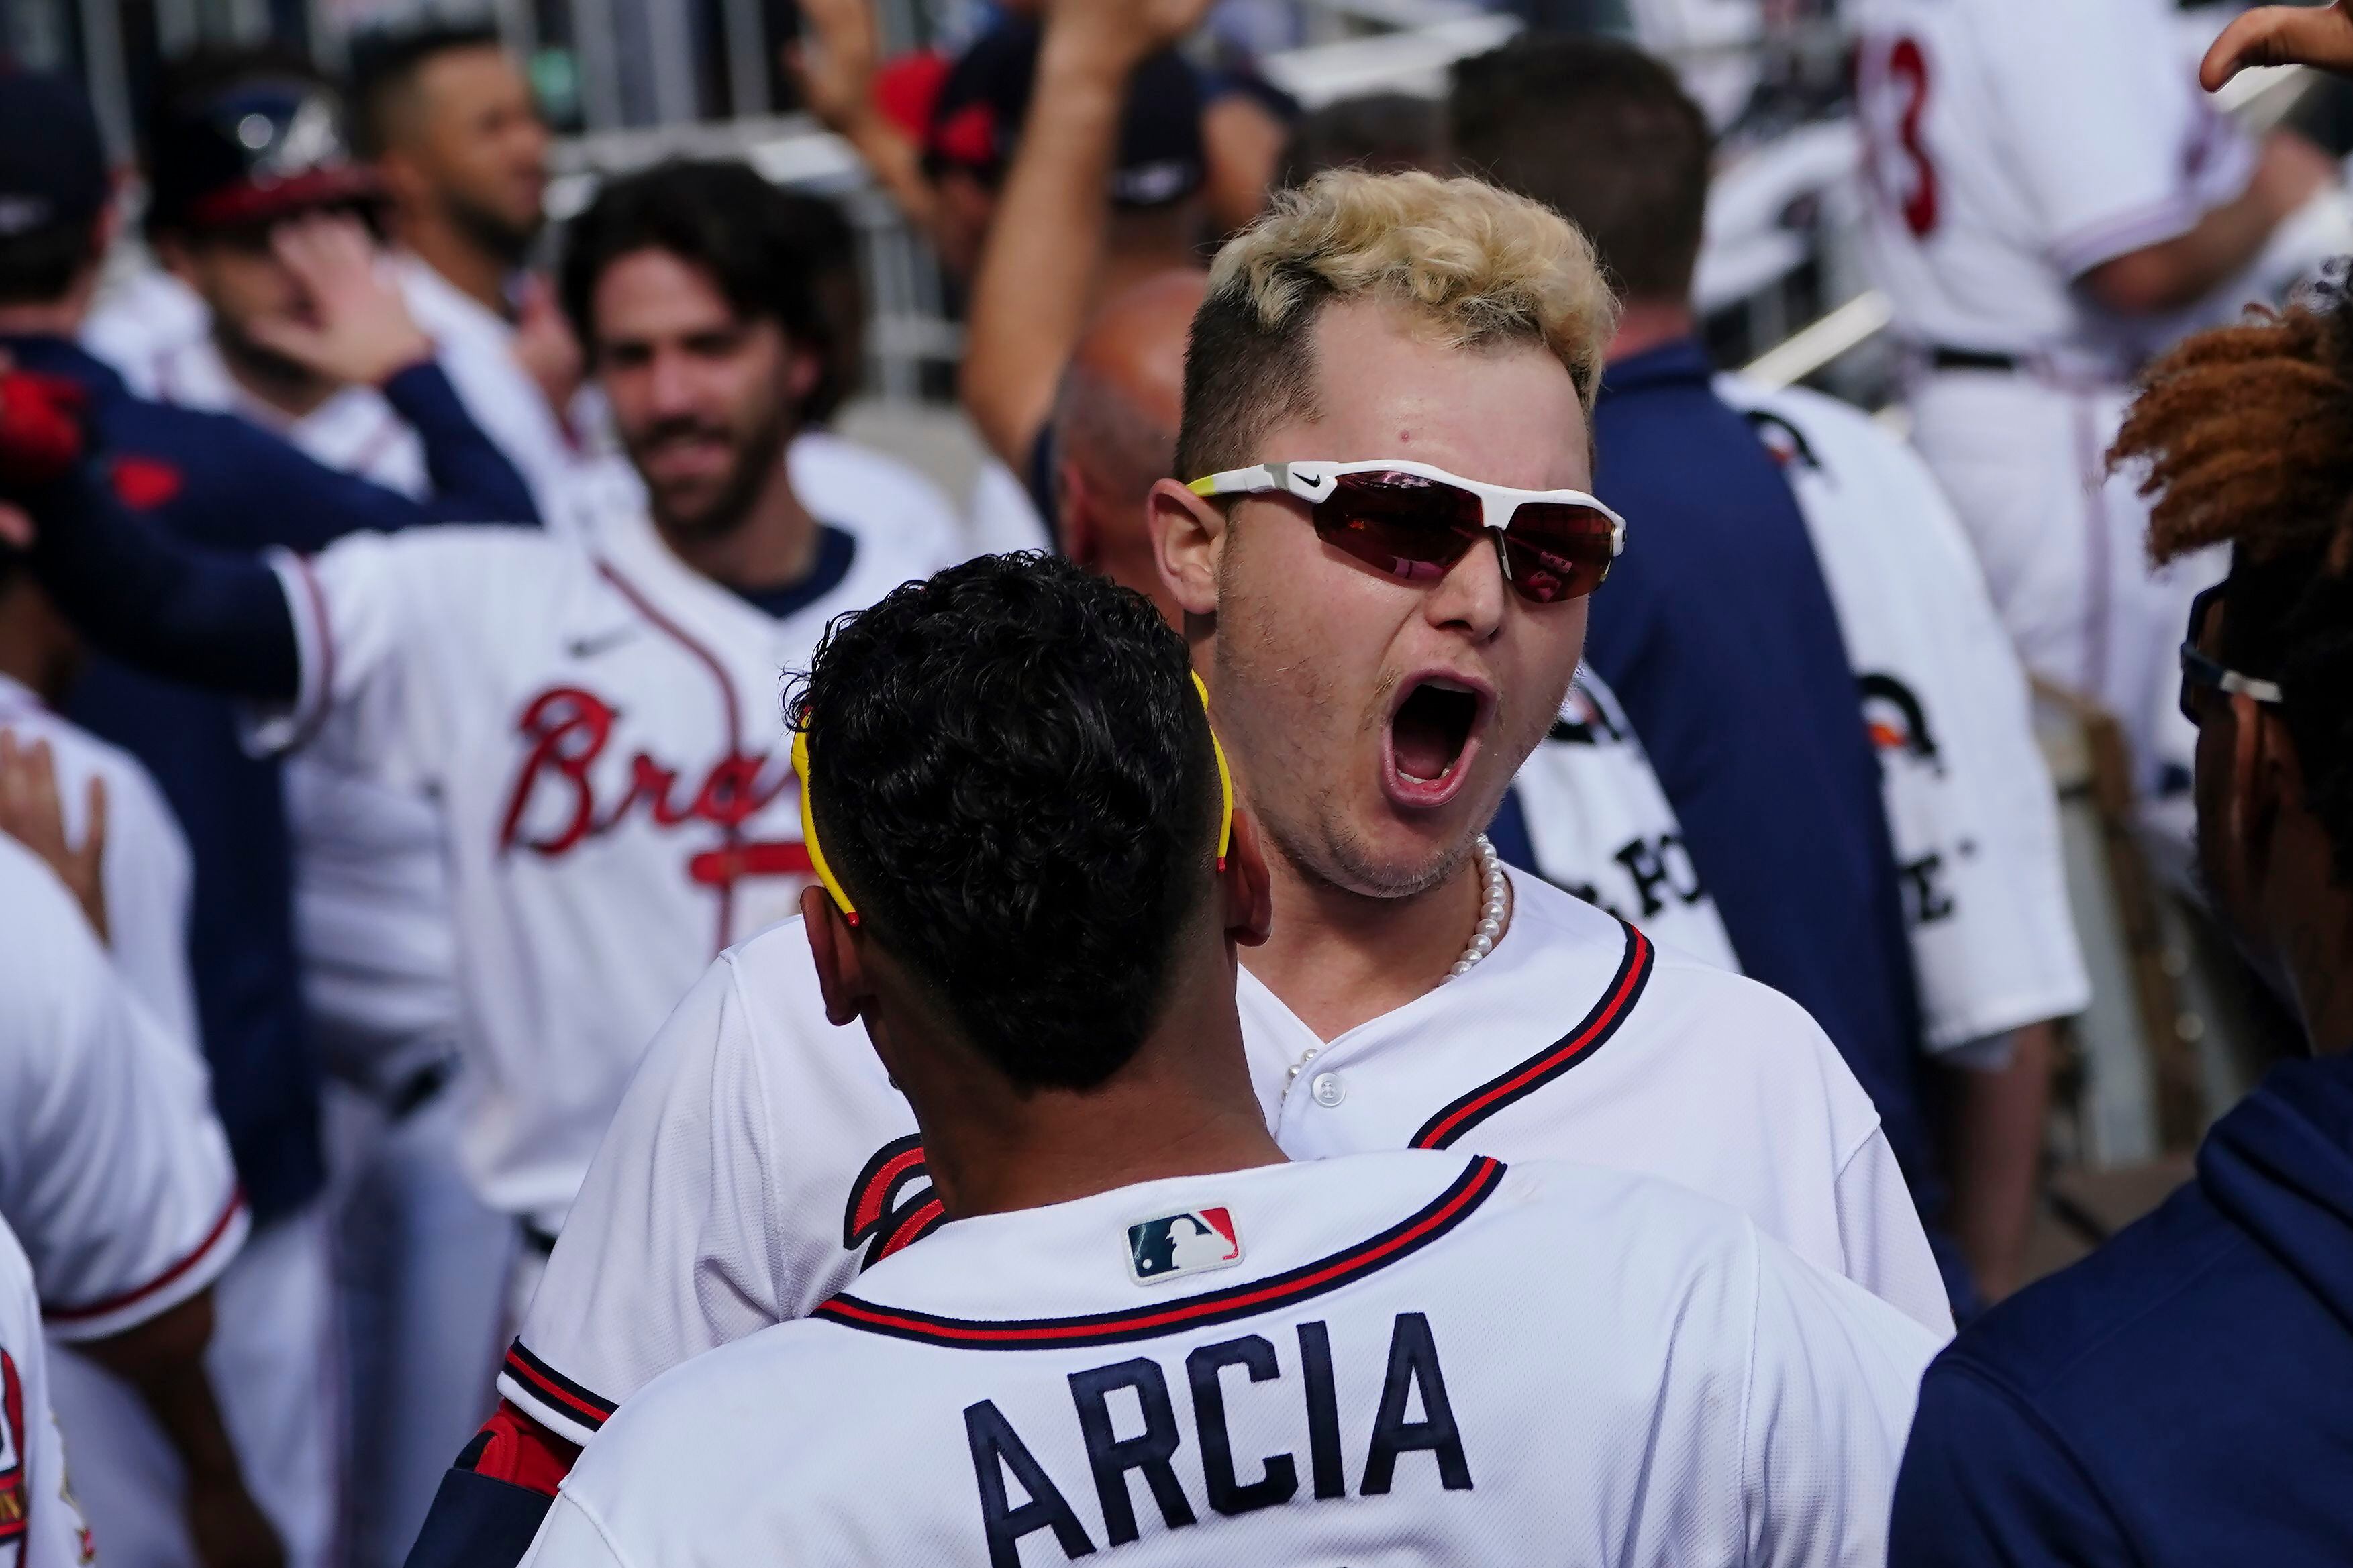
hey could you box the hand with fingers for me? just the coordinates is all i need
[1044,0,1219,69]
[512,273,585,423]
[787,0,885,135]
[0,729,108,943]
[246,215,434,388]
[2203,1,2353,88]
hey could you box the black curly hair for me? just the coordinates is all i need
[785,553,1225,1090]
[2114,280,2353,890]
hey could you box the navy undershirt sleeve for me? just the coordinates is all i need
[381,359,542,526]
[22,462,299,702]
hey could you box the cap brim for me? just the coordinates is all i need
[181,166,384,229]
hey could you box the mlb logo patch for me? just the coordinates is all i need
[1126,1207,1242,1285]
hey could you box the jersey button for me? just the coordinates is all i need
[1310,1072,1346,1108]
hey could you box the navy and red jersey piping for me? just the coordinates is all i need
[42,1184,246,1326]
[503,1339,618,1433]
[1411,921,1654,1150]
[811,1155,1505,1351]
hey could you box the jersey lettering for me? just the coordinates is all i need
[497,686,808,879]
[1187,1336,1299,1516]
[1861,36,1940,239]
[1613,833,1705,919]
[1071,1359,1197,1545]
[1362,1312,1472,1496]
[962,1314,1470,1563]
[966,1398,1096,1568]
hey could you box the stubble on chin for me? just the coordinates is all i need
[1213,580,1477,905]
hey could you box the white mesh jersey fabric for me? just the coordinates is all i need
[249,484,958,1232]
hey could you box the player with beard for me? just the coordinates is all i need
[350,23,583,517]
[377,158,1951,1563]
[0,152,958,1382]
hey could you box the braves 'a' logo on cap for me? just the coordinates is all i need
[1126,1208,1242,1285]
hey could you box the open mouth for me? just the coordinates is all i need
[1388,679,1483,792]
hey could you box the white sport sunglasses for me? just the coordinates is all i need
[1186,458,1626,603]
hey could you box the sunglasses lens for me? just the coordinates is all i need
[1311,472,1482,582]
[1502,503,1617,603]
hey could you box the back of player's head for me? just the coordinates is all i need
[2115,281,2353,888]
[349,20,505,158]
[558,159,828,366]
[1449,36,1710,307]
[786,553,1225,1090]
[0,68,109,307]
[1273,92,1449,192]
[1172,168,1617,482]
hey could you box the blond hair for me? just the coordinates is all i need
[1175,170,1618,480]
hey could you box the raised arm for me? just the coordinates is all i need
[957,0,1215,470]
[1,374,298,701]
[254,215,540,527]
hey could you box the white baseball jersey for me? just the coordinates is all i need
[505,867,1948,1447]
[1717,376,2092,1051]
[523,1151,1939,1568]
[84,299,477,1089]
[0,674,199,1050]
[252,482,959,1227]
[80,266,207,392]
[0,1217,93,1568]
[1507,667,1739,972]
[395,255,588,525]
[1850,0,2256,367]
[0,837,247,1343]
[968,456,1054,558]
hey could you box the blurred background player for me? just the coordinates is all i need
[1448,36,1960,1301]
[349,23,586,518]
[0,822,264,1567]
[523,550,1938,1568]
[789,0,1245,554]
[85,46,542,1568]
[1450,36,2093,1304]
[0,62,536,1568]
[0,1210,92,1568]
[1891,286,2353,1568]
[1851,0,2348,802]
[0,153,960,1416]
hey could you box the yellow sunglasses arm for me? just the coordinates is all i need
[1192,672,1236,872]
[792,725,859,925]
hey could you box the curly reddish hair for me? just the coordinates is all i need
[2111,289,2353,888]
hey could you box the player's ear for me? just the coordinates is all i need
[1148,478,1225,623]
[1221,808,1273,948]
[799,884,870,1027]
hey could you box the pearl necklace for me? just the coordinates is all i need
[1446,835,1509,981]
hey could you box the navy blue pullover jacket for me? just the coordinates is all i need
[6,333,537,1223]
[1892,1051,2353,1565]
[1585,339,1932,1208]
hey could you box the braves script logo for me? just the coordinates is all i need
[844,1135,947,1271]
[497,687,813,888]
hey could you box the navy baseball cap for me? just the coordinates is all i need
[0,69,109,240]
[148,74,380,233]
[925,20,1204,209]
